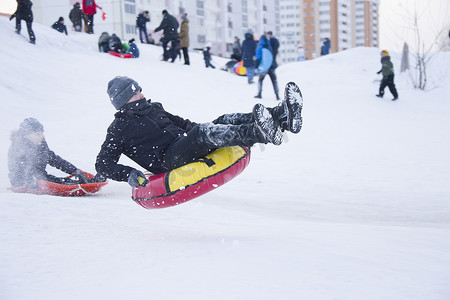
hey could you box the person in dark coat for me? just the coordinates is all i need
[82,0,102,34]
[8,118,90,187]
[376,50,399,101]
[10,0,36,44]
[69,2,84,32]
[154,10,179,62]
[95,76,303,187]
[51,17,68,35]
[127,39,139,58]
[255,34,280,100]
[108,33,125,53]
[321,38,330,56]
[179,14,190,65]
[136,10,150,44]
[194,44,215,68]
[267,31,279,67]
[241,31,257,84]
[231,36,242,61]
[98,32,110,52]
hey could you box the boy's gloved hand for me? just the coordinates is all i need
[128,169,149,187]
[74,170,88,183]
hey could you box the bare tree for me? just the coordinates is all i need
[408,6,448,90]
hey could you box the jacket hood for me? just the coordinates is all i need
[244,33,253,40]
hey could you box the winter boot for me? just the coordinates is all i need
[254,93,262,99]
[253,103,283,146]
[272,82,303,134]
[375,94,383,98]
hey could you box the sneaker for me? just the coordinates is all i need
[281,82,303,134]
[254,93,262,99]
[253,103,283,146]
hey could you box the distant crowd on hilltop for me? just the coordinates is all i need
[9,2,396,101]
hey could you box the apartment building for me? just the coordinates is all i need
[279,0,379,62]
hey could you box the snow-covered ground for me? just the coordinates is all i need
[1,17,450,300]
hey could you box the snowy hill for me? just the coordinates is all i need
[1,17,450,300]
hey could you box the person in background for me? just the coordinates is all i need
[82,0,102,34]
[321,38,330,56]
[8,118,94,188]
[10,0,36,44]
[255,34,279,100]
[154,10,179,62]
[148,33,155,44]
[69,2,84,32]
[108,33,126,53]
[376,50,399,101]
[194,43,215,68]
[136,10,150,44]
[179,13,190,65]
[267,31,279,66]
[98,32,110,52]
[127,39,140,58]
[241,31,256,84]
[51,17,68,35]
[231,36,242,61]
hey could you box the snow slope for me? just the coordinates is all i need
[1,17,450,300]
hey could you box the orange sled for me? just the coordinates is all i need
[8,172,108,196]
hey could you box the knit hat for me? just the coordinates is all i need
[181,13,187,20]
[19,118,44,135]
[107,76,142,110]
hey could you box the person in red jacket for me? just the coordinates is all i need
[82,0,101,34]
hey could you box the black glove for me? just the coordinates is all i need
[89,173,107,183]
[10,13,16,21]
[74,170,88,183]
[128,169,149,187]
[377,70,382,74]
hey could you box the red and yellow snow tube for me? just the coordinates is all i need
[132,146,251,209]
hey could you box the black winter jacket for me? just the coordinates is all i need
[13,0,33,22]
[95,99,195,181]
[52,22,68,35]
[136,13,150,29]
[154,13,179,40]
[69,4,83,27]
[8,133,78,187]
[242,33,256,68]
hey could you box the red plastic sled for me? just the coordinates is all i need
[108,51,133,59]
[8,172,108,196]
[132,146,251,209]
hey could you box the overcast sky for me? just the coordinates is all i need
[1,0,449,52]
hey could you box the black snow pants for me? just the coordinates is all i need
[258,68,279,97]
[16,18,35,42]
[379,74,398,98]
[161,112,264,171]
